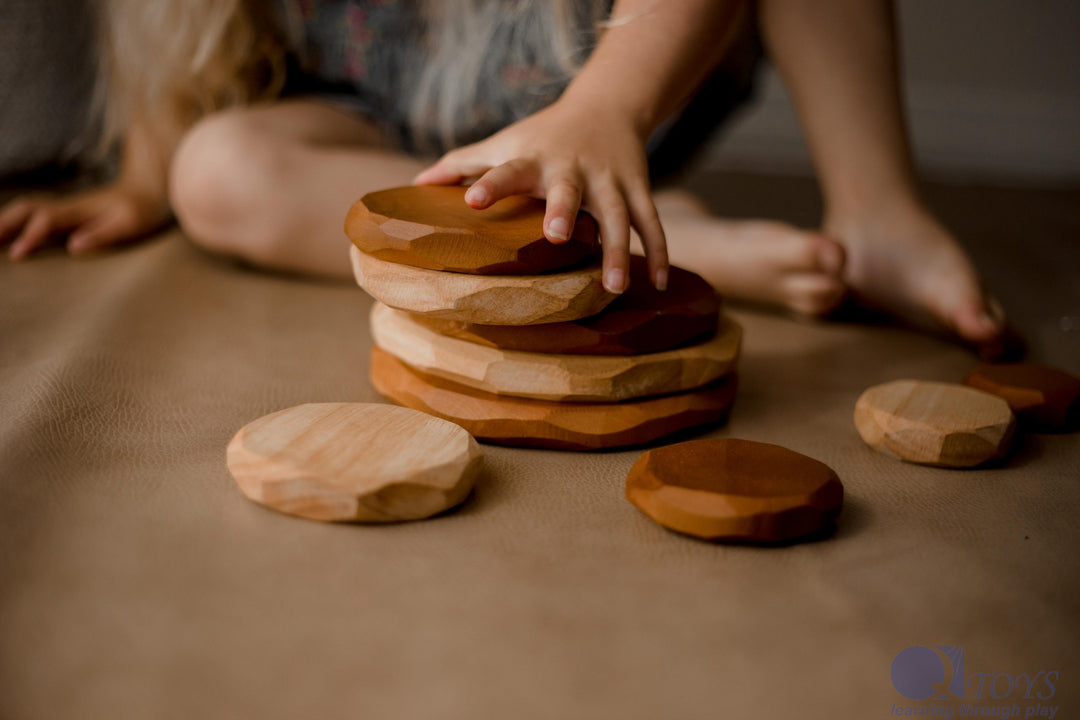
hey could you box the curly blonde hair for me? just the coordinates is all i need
[95,0,288,156]
[94,0,610,159]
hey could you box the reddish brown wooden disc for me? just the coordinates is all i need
[369,348,737,451]
[345,185,599,275]
[964,363,1080,430]
[414,256,720,355]
[625,439,843,543]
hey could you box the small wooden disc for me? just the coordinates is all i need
[226,403,482,522]
[371,302,741,402]
[625,439,844,543]
[964,362,1080,430]
[854,380,1016,467]
[345,185,600,275]
[370,348,737,451]
[414,256,720,355]
[351,246,615,325]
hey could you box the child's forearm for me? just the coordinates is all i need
[560,0,746,138]
[413,0,745,292]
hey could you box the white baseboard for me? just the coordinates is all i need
[706,70,1080,185]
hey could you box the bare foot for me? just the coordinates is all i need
[825,199,1008,356]
[655,189,847,317]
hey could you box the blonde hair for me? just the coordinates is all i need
[95,0,288,156]
[94,0,610,159]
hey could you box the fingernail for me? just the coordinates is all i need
[465,186,488,206]
[604,268,625,294]
[819,241,844,274]
[654,268,668,291]
[988,297,1006,324]
[979,310,999,333]
[548,217,569,240]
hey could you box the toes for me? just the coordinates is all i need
[783,273,848,318]
[952,302,998,341]
[759,226,844,275]
[812,235,846,276]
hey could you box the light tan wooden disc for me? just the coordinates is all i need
[371,302,741,402]
[227,402,483,522]
[854,380,1016,467]
[351,245,615,325]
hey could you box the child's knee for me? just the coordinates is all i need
[169,109,287,262]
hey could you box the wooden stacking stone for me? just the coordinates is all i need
[414,256,719,355]
[371,302,741,402]
[370,348,737,451]
[625,439,844,543]
[351,246,615,325]
[346,185,599,275]
[346,187,741,453]
[964,362,1080,430]
[854,380,1015,467]
[227,403,482,522]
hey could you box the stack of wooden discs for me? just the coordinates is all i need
[347,185,742,451]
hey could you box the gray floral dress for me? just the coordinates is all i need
[278,0,761,181]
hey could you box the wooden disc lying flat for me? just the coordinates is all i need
[227,403,482,522]
[352,246,615,325]
[371,302,741,402]
[854,380,1015,467]
[413,256,720,355]
[370,348,737,451]
[345,186,599,275]
[964,363,1080,430]
[625,439,843,543]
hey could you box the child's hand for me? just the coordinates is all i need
[0,184,171,260]
[414,99,668,293]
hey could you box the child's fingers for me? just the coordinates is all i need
[625,186,669,290]
[464,159,540,209]
[592,188,631,294]
[68,212,131,254]
[541,176,582,244]
[413,148,493,186]
[0,200,34,245]
[412,163,467,186]
[8,210,53,260]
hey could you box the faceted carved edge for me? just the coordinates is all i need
[371,302,741,402]
[351,245,616,325]
[370,348,737,451]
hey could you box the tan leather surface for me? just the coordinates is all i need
[1,177,1078,719]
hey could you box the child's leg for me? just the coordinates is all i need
[169,99,426,278]
[758,0,1005,348]
[643,3,848,317]
[654,189,848,317]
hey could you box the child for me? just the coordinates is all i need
[0,0,1007,355]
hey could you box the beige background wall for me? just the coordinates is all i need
[710,1,1080,184]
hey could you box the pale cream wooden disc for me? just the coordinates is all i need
[227,402,483,522]
[854,380,1015,467]
[350,245,615,325]
[370,302,741,402]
